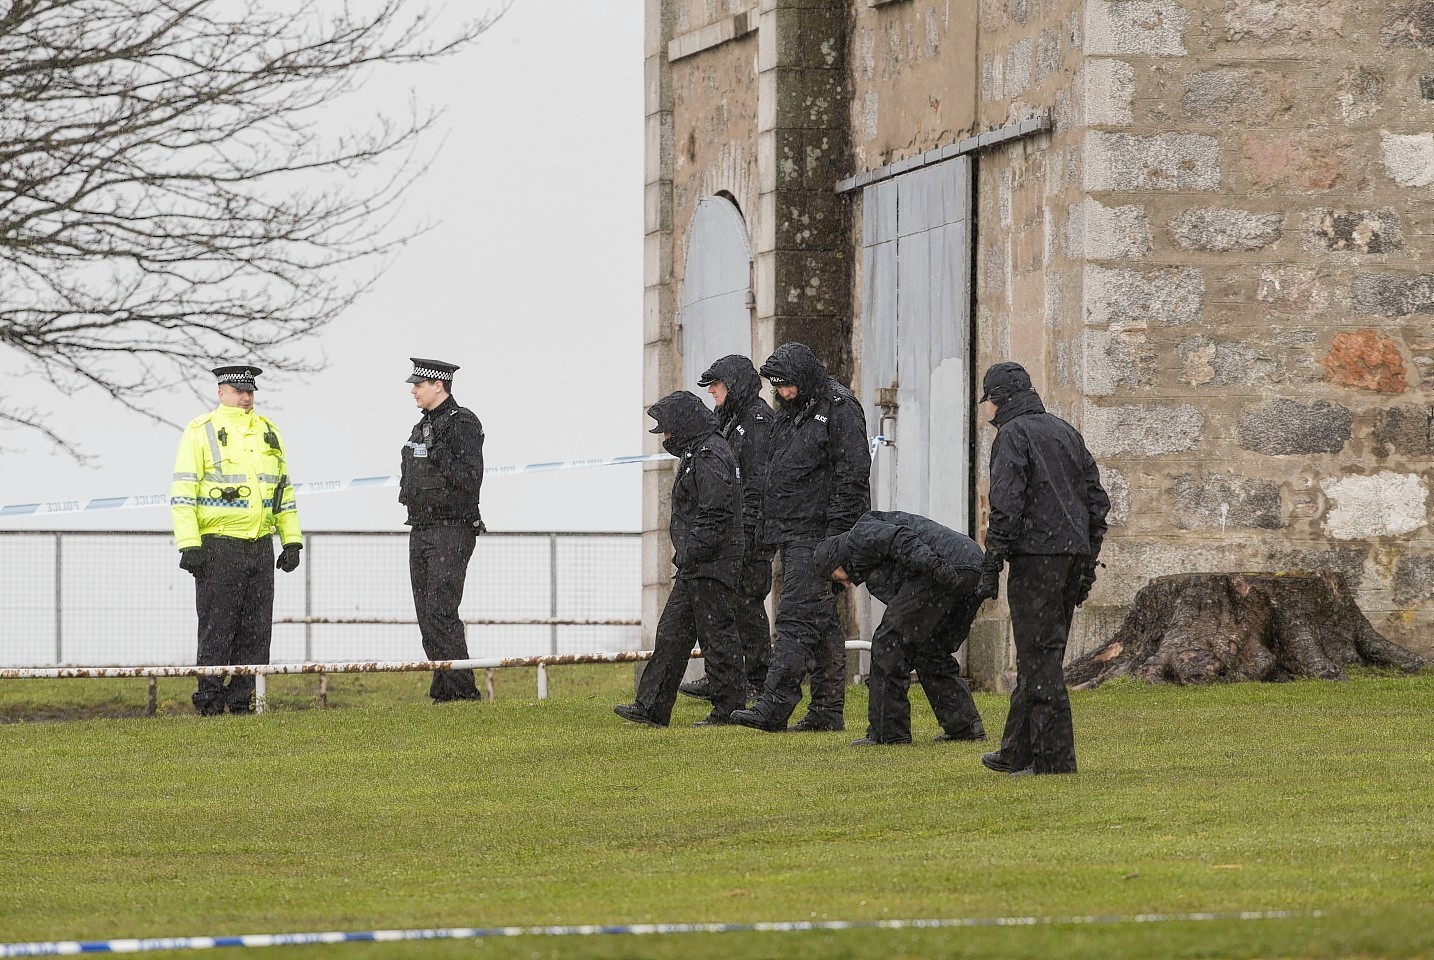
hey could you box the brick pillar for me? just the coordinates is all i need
[755,0,852,380]
[642,0,676,652]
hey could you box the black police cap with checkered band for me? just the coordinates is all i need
[405,358,459,384]
[212,364,262,391]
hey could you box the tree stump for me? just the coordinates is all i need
[1065,571,1430,689]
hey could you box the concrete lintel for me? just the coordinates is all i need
[668,9,759,63]
[834,112,1051,194]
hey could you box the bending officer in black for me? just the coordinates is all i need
[399,357,486,703]
[815,511,988,746]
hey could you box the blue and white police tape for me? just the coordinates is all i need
[0,454,670,520]
[3,435,902,520]
[0,909,1322,956]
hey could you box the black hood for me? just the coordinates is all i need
[648,390,716,453]
[700,354,762,426]
[981,361,1045,426]
[980,361,1032,404]
[760,343,829,412]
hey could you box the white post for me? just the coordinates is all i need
[536,662,548,700]
[255,673,267,714]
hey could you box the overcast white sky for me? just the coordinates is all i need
[0,1,645,534]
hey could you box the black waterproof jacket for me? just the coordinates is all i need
[758,343,872,545]
[704,355,776,558]
[650,391,744,587]
[815,510,983,605]
[399,395,484,527]
[985,390,1110,561]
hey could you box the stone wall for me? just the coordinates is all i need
[848,1,980,171]
[967,0,1088,687]
[643,0,677,647]
[757,0,853,376]
[1073,0,1434,660]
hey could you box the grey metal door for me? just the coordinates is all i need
[860,157,973,533]
[680,196,753,399]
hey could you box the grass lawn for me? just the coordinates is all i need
[1,666,1432,959]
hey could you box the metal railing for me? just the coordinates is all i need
[0,643,875,713]
[0,531,641,669]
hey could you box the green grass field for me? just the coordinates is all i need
[2,666,1432,959]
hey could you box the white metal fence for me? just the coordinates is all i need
[0,531,641,669]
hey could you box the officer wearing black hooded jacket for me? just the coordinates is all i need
[614,390,747,727]
[732,343,872,733]
[677,354,776,702]
[815,511,988,746]
[975,362,1110,776]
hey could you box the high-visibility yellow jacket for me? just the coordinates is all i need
[170,404,302,550]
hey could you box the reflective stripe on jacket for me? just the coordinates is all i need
[170,405,302,549]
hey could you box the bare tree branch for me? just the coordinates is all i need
[0,0,499,458]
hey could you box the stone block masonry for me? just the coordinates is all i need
[1072,0,1434,659]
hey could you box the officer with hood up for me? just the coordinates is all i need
[677,354,776,704]
[975,362,1110,776]
[614,390,747,727]
[732,343,871,733]
[815,510,988,746]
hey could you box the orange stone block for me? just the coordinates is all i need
[1320,330,1407,394]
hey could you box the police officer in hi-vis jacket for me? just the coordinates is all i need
[171,364,302,716]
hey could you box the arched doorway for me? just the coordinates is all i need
[680,195,753,399]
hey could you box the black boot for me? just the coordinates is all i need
[789,712,845,733]
[678,676,713,701]
[614,703,666,727]
[730,706,786,732]
[935,720,987,742]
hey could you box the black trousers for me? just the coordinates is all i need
[637,576,744,723]
[736,558,773,689]
[998,554,1082,774]
[867,570,983,743]
[192,535,274,715]
[755,540,844,725]
[409,524,480,701]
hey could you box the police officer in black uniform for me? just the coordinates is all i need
[974,362,1109,776]
[815,510,988,747]
[678,354,776,704]
[614,390,746,727]
[732,343,871,733]
[400,358,486,703]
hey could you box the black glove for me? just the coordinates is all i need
[975,569,1000,602]
[975,550,1005,603]
[932,563,968,591]
[276,542,302,573]
[178,548,205,577]
[1075,558,1103,606]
